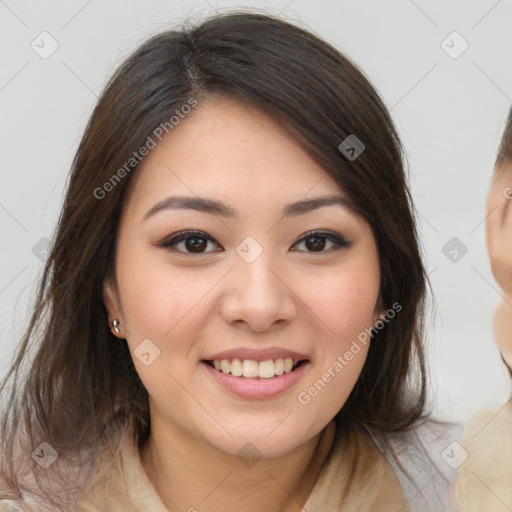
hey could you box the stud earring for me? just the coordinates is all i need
[112,319,120,334]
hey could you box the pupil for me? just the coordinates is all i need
[186,237,206,253]
[306,236,325,251]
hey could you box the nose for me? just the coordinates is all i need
[220,250,298,333]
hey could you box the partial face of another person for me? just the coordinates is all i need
[486,160,512,368]
[103,96,382,458]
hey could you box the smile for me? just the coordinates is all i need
[201,356,310,399]
[206,358,305,379]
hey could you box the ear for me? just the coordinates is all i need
[102,277,124,338]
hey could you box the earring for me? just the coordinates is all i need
[374,312,386,323]
[112,319,120,334]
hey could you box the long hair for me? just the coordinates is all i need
[0,11,430,510]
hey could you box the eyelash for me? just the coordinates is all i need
[158,229,352,255]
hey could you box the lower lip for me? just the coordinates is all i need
[202,361,309,399]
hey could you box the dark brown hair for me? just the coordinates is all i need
[495,105,512,169]
[0,11,430,509]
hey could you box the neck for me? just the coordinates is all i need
[140,419,336,512]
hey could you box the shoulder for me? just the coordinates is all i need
[365,419,464,512]
[0,439,104,512]
[457,400,512,511]
[459,400,512,475]
[76,429,160,512]
[305,424,412,511]
[461,400,512,443]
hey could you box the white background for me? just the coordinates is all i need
[1,0,511,423]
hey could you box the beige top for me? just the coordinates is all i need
[456,400,512,511]
[74,424,411,512]
[1,420,462,511]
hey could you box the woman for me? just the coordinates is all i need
[0,11,460,512]
[457,107,512,511]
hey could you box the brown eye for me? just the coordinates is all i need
[183,236,208,253]
[159,230,221,255]
[304,234,327,251]
[291,231,352,253]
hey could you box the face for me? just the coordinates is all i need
[103,96,383,459]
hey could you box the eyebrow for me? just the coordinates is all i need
[142,194,356,221]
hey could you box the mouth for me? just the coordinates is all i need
[202,357,308,379]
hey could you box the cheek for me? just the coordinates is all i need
[114,247,209,412]
[116,244,219,339]
[300,262,379,348]
[293,259,378,416]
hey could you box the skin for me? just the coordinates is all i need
[103,96,384,512]
[485,161,512,369]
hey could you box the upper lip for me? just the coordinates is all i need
[203,347,309,362]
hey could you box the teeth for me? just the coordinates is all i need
[211,357,301,378]
[221,360,230,374]
[274,358,284,376]
[231,358,243,377]
[258,360,275,379]
[242,359,259,378]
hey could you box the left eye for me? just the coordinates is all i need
[159,230,351,255]
[291,231,352,253]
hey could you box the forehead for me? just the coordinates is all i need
[121,97,354,219]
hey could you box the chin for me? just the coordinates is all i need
[206,418,320,460]
[213,435,303,461]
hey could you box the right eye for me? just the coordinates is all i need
[158,230,223,255]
